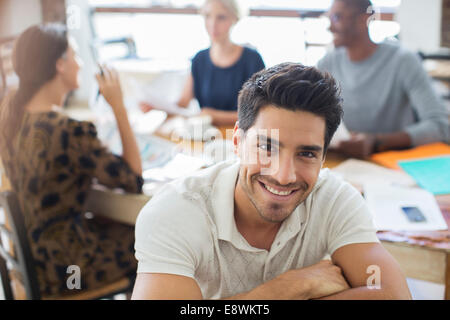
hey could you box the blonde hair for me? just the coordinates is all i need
[201,0,243,21]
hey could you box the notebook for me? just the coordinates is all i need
[398,156,450,195]
[371,142,450,170]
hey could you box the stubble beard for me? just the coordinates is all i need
[239,173,309,224]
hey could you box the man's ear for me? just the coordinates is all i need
[358,13,371,29]
[232,122,242,155]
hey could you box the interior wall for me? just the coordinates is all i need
[396,0,445,53]
[0,0,43,39]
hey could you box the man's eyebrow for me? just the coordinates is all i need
[256,134,323,152]
[297,145,323,152]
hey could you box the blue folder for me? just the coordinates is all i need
[398,156,450,195]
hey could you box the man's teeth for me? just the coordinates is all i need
[263,184,293,196]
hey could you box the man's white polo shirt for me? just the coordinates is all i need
[135,159,379,299]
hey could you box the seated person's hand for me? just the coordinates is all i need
[139,101,156,113]
[199,107,215,117]
[306,260,351,299]
[96,66,124,110]
[337,132,376,159]
[279,260,350,299]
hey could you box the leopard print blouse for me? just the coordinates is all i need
[1,111,143,297]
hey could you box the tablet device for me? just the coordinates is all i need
[401,206,427,223]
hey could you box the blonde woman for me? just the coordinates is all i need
[141,0,265,126]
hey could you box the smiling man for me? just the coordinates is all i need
[132,63,411,300]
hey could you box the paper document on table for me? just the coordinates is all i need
[145,91,199,117]
[143,153,208,182]
[332,159,416,189]
[128,77,199,117]
[364,183,448,231]
[329,123,351,148]
[138,135,177,170]
[129,110,167,135]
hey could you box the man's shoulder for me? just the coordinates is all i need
[135,181,210,247]
[379,40,420,64]
[173,159,238,195]
[317,47,346,71]
[324,46,347,58]
[307,169,374,235]
[311,169,362,205]
[379,40,403,53]
[314,168,346,189]
[137,160,239,222]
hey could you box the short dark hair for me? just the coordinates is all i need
[337,0,373,14]
[237,62,343,153]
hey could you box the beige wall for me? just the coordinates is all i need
[0,0,43,38]
[396,0,444,53]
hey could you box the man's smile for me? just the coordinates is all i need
[256,179,305,202]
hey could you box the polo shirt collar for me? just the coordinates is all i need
[211,160,241,244]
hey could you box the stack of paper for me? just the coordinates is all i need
[331,159,416,189]
[143,153,208,182]
[130,110,167,135]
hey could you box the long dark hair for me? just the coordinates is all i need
[0,24,68,155]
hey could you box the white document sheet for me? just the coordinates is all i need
[143,153,208,182]
[144,91,199,117]
[129,110,167,135]
[127,77,199,117]
[332,159,417,189]
[363,183,448,232]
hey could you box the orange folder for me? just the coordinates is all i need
[371,142,450,170]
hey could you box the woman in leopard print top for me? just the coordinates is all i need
[0,24,143,297]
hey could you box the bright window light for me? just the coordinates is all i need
[89,0,401,67]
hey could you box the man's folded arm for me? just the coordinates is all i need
[130,272,307,300]
[320,243,412,300]
[131,259,351,300]
[132,273,203,300]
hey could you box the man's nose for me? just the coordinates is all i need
[271,154,297,186]
[328,21,336,33]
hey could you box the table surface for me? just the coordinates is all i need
[326,151,450,252]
